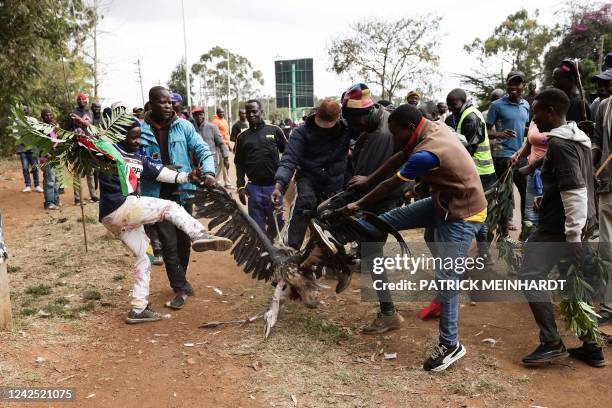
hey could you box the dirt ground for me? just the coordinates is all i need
[1,157,611,408]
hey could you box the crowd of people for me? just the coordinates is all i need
[13,53,612,373]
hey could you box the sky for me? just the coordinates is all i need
[95,0,562,108]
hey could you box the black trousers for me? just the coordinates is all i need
[494,157,527,235]
[157,202,193,294]
[287,177,335,250]
[520,229,595,344]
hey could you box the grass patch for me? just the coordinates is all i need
[82,290,101,301]
[451,377,506,397]
[53,297,70,305]
[76,216,97,225]
[58,270,75,279]
[21,307,37,316]
[7,265,21,273]
[24,284,52,297]
[112,274,125,281]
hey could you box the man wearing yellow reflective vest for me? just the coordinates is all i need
[446,88,496,262]
[341,104,487,372]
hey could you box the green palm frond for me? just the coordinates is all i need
[12,105,135,178]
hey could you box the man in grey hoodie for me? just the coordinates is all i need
[520,88,603,368]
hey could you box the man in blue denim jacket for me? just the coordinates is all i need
[140,86,216,310]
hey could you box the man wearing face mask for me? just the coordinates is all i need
[272,98,351,249]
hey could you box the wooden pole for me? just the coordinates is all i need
[78,181,89,253]
[0,214,12,330]
[595,153,612,178]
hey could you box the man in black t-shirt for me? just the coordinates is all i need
[519,88,603,368]
[230,108,248,143]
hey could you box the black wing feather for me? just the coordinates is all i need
[192,186,284,281]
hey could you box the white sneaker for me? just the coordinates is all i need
[191,232,233,252]
[22,186,31,192]
[46,204,59,210]
[34,186,44,193]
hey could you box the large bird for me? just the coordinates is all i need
[190,186,408,338]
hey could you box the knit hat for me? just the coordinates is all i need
[76,92,89,101]
[191,106,204,113]
[341,83,374,117]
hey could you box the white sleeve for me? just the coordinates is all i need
[155,167,189,184]
[560,187,587,242]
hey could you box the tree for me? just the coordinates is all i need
[0,0,93,155]
[191,46,264,119]
[167,58,194,103]
[327,17,441,100]
[542,3,611,95]
[459,9,558,108]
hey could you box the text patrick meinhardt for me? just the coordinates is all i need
[371,254,566,292]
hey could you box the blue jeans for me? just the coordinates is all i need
[245,183,284,240]
[524,171,542,226]
[19,151,39,187]
[361,197,481,346]
[43,165,60,207]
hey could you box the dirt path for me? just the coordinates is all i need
[1,158,611,408]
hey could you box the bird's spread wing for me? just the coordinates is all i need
[190,186,286,281]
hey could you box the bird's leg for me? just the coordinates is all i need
[263,279,286,339]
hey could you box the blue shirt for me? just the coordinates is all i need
[486,96,530,158]
[396,151,440,181]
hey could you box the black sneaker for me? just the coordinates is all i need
[597,309,612,325]
[568,343,606,367]
[522,342,569,365]
[191,232,233,252]
[309,219,341,255]
[164,294,186,309]
[125,307,162,324]
[423,343,466,372]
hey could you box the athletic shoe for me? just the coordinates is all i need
[568,343,606,367]
[183,282,195,297]
[362,312,404,334]
[418,299,441,320]
[46,204,59,210]
[34,186,44,193]
[152,255,164,266]
[191,232,233,252]
[164,294,186,309]
[423,342,467,372]
[522,342,569,365]
[309,218,341,255]
[89,197,99,203]
[125,307,162,324]
[22,186,31,192]
[74,199,81,205]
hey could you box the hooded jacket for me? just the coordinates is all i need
[539,122,596,241]
[140,112,215,203]
[274,115,351,193]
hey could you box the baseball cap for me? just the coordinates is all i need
[506,71,525,83]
